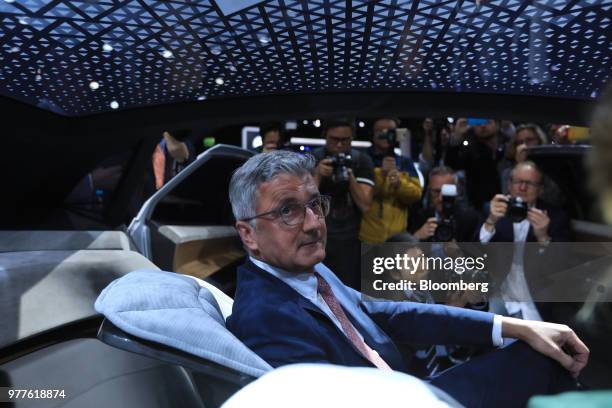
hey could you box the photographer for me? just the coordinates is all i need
[480,161,571,321]
[408,166,481,243]
[445,119,507,214]
[360,118,422,244]
[312,119,375,288]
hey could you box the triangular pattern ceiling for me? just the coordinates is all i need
[0,0,610,116]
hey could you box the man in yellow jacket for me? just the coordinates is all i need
[360,118,423,243]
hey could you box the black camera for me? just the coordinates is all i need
[377,128,410,157]
[326,153,353,184]
[434,184,457,242]
[507,196,528,223]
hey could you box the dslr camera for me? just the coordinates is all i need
[326,153,353,184]
[506,196,528,222]
[377,128,410,157]
[434,184,457,242]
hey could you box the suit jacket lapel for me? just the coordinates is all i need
[497,217,514,241]
[243,260,376,363]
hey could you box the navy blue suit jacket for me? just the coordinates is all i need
[227,260,496,373]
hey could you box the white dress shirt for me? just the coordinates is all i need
[250,256,503,348]
[480,220,543,321]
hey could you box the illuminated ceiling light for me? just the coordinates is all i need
[358,121,365,128]
[162,49,173,59]
[447,117,454,123]
[110,100,119,109]
[102,43,113,52]
[302,120,309,125]
[299,146,305,151]
[5,0,16,3]
[89,81,100,90]
[314,119,321,128]
[258,34,270,45]
[463,140,469,146]
[215,77,224,85]
[197,95,207,101]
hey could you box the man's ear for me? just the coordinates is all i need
[235,221,258,253]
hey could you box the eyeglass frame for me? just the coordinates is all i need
[327,135,352,146]
[509,178,541,189]
[241,195,331,226]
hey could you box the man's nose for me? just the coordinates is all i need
[302,207,322,231]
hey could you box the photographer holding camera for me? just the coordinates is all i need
[480,161,571,321]
[360,118,423,244]
[409,166,481,242]
[312,119,375,288]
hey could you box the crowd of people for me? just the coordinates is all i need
[255,117,576,323]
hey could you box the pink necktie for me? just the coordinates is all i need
[315,273,392,371]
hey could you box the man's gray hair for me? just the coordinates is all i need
[429,166,458,183]
[229,150,316,221]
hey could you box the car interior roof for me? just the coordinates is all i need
[1,0,608,117]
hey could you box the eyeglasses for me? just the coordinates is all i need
[242,195,331,226]
[510,178,540,188]
[328,136,352,146]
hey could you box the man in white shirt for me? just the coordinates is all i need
[480,161,571,321]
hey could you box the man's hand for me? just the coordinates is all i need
[501,317,589,378]
[387,169,400,188]
[528,208,551,242]
[414,217,437,241]
[314,159,333,185]
[485,194,508,230]
[381,156,397,177]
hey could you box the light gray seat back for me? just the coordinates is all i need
[95,269,272,378]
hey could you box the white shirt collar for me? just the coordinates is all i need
[249,256,318,304]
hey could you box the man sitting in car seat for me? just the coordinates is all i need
[226,150,588,408]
